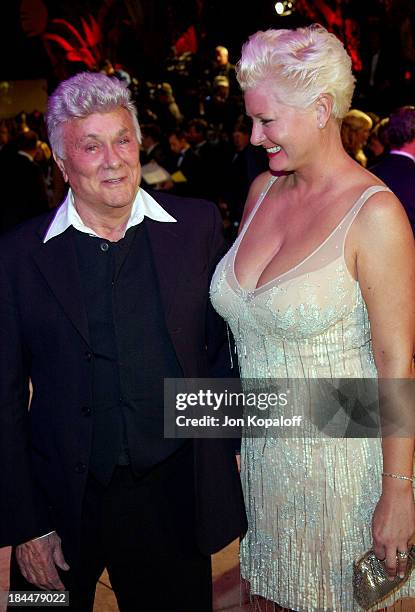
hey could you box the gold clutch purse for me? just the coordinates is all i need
[353,546,415,609]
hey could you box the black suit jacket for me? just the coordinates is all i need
[0,189,246,562]
[170,148,203,198]
[370,153,415,233]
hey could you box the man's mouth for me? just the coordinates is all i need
[103,177,124,184]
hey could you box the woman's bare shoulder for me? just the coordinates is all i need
[348,178,414,252]
[336,164,399,226]
[355,183,408,229]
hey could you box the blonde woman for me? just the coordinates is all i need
[211,24,415,611]
[341,108,373,167]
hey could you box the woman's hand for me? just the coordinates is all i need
[372,479,415,580]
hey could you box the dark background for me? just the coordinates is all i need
[1,0,413,117]
[0,0,380,81]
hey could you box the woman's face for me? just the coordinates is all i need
[244,86,317,172]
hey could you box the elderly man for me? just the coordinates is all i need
[0,72,246,612]
[371,105,415,235]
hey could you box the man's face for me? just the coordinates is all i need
[187,126,203,145]
[215,48,228,66]
[215,85,229,101]
[57,108,141,214]
[169,134,184,154]
[233,130,250,152]
[141,133,154,151]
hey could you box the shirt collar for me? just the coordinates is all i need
[390,150,415,163]
[43,187,176,243]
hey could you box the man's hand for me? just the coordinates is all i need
[16,532,70,590]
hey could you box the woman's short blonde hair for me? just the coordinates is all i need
[236,24,355,119]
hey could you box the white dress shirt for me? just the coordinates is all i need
[43,186,176,243]
[389,150,415,163]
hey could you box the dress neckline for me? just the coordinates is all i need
[232,182,389,295]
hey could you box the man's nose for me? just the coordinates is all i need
[103,145,121,167]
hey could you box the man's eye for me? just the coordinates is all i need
[260,118,272,125]
[86,144,98,152]
[119,138,130,145]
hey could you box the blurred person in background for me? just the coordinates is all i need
[371,105,415,235]
[209,46,238,94]
[0,129,49,233]
[365,116,389,167]
[151,82,183,134]
[0,120,10,155]
[220,116,268,237]
[167,128,203,197]
[187,118,224,202]
[140,123,171,169]
[204,75,242,140]
[341,108,373,167]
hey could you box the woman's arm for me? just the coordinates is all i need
[352,189,415,578]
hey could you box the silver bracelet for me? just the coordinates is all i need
[382,472,414,482]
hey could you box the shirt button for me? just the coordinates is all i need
[74,462,87,474]
[100,242,109,252]
[82,406,92,416]
[85,351,93,361]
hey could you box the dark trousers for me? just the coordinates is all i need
[9,444,212,612]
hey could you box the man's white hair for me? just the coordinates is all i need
[46,71,141,159]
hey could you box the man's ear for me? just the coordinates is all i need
[316,94,333,129]
[53,153,68,183]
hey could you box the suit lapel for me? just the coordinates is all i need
[32,228,90,345]
[145,218,184,326]
[31,201,184,343]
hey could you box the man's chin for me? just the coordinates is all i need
[103,192,136,209]
[102,183,140,206]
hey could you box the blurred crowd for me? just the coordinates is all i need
[1,40,415,241]
[341,105,415,236]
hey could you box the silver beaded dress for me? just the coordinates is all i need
[210,176,415,611]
